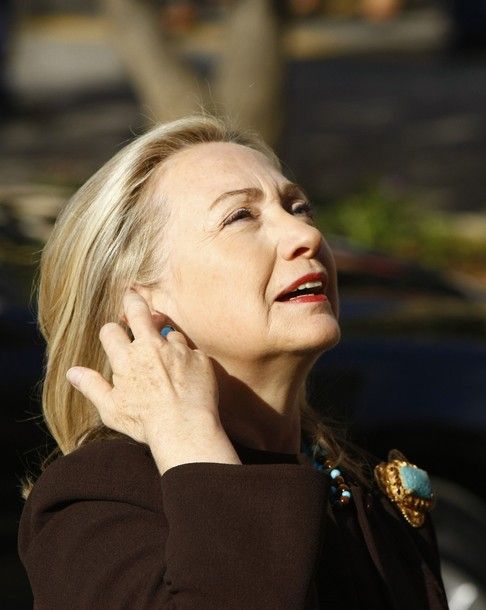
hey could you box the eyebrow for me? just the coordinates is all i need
[209,182,309,211]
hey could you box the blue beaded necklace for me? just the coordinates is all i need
[301,437,352,507]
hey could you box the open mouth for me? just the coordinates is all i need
[276,281,326,302]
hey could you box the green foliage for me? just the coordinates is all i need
[315,186,486,269]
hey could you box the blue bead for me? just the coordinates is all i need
[330,485,337,494]
[330,469,341,479]
[342,490,351,498]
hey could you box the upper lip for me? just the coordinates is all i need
[275,271,327,301]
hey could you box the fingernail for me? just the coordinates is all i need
[160,325,175,337]
[66,367,80,387]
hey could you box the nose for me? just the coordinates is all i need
[276,212,324,261]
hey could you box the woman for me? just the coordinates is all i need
[18,114,449,609]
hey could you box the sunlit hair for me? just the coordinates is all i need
[21,113,370,499]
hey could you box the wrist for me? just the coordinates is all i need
[146,417,242,476]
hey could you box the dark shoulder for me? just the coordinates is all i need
[26,435,162,512]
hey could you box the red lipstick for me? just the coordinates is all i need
[275,272,327,302]
[280,293,327,304]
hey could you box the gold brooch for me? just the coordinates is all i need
[374,449,435,527]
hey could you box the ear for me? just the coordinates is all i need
[119,283,172,334]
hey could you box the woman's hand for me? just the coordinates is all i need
[66,290,241,474]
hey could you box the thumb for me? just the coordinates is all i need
[66,366,112,409]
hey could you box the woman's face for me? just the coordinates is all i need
[150,141,341,363]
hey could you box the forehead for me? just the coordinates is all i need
[155,141,283,206]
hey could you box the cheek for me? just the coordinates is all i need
[182,259,268,350]
[168,247,243,330]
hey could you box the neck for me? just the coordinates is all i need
[211,354,316,454]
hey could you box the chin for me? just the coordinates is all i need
[290,319,341,355]
[315,329,341,352]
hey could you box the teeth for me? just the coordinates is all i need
[296,281,322,291]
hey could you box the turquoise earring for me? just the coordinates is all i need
[160,325,175,337]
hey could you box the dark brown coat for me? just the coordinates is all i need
[18,435,449,609]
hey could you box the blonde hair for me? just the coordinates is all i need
[22,113,370,499]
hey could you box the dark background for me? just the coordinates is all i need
[1,1,486,608]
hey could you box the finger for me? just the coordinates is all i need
[66,366,112,410]
[123,291,160,340]
[99,323,131,370]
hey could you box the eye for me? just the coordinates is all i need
[292,201,315,219]
[223,207,255,226]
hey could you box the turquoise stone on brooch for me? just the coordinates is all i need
[399,464,433,499]
[374,449,435,527]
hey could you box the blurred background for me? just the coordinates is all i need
[1,0,486,608]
